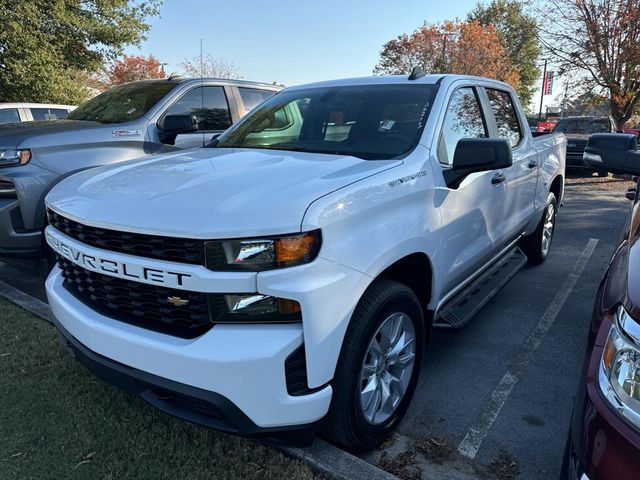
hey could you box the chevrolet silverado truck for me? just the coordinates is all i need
[0,77,280,259]
[44,72,566,451]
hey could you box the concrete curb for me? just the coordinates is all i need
[283,441,398,480]
[0,280,398,480]
[0,279,51,323]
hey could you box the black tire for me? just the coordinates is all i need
[323,279,425,452]
[520,192,557,265]
[596,170,609,177]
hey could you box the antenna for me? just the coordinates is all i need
[408,66,426,81]
[200,38,205,147]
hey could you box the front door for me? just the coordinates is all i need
[160,86,233,149]
[435,86,510,295]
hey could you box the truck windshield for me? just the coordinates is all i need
[67,81,179,124]
[213,84,438,160]
[553,118,610,134]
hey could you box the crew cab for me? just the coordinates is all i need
[0,77,280,259]
[44,73,566,451]
[563,134,640,480]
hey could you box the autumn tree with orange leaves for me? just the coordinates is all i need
[108,55,165,86]
[374,21,520,90]
[539,0,640,130]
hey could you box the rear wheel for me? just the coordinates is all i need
[323,279,424,452]
[596,170,609,177]
[520,192,557,265]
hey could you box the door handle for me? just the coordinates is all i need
[528,159,539,169]
[491,173,506,185]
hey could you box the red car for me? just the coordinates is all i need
[623,126,640,136]
[563,133,640,479]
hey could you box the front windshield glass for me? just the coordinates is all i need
[213,84,438,160]
[553,118,610,134]
[68,81,179,124]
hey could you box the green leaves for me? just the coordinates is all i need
[0,0,162,104]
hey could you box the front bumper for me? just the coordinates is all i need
[0,197,42,257]
[46,267,333,432]
[54,317,322,446]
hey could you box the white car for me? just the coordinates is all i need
[44,72,566,451]
[0,103,76,125]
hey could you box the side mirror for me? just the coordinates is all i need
[583,133,640,175]
[444,138,513,188]
[158,115,198,145]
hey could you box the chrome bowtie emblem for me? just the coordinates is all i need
[167,296,189,307]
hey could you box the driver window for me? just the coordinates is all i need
[162,86,232,132]
[439,87,487,165]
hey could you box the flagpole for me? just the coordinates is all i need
[538,59,548,122]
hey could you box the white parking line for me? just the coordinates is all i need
[457,238,599,459]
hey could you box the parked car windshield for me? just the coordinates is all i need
[68,81,179,124]
[553,117,611,134]
[213,84,438,160]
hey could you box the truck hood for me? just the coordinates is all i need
[46,147,400,238]
[0,120,104,147]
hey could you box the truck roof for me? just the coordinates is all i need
[285,74,515,91]
[126,77,283,90]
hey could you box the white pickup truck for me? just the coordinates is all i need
[44,73,566,451]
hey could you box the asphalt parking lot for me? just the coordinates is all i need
[0,177,633,480]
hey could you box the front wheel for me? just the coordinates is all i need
[323,279,424,452]
[520,192,557,265]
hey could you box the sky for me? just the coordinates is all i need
[125,0,476,85]
[125,0,561,112]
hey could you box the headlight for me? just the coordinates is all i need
[205,230,321,271]
[0,149,31,167]
[207,293,301,323]
[599,305,640,429]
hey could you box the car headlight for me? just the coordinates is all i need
[599,305,640,429]
[207,293,302,323]
[205,230,321,271]
[0,149,31,167]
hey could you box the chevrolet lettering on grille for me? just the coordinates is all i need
[46,229,192,288]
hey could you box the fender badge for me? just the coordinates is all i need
[167,296,189,307]
[112,129,141,137]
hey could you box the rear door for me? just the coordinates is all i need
[482,87,538,240]
[158,86,234,148]
[435,85,510,294]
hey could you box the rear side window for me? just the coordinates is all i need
[163,86,232,131]
[238,88,275,112]
[30,108,70,121]
[486,89,522,147]
[0,108,20,125]
[439,87,487,165]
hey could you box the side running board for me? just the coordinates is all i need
[434,247,528,329]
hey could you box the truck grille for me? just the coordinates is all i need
[57,256,213,339]
[47,209,205,265]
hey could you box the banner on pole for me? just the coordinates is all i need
[543,71,554,95]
